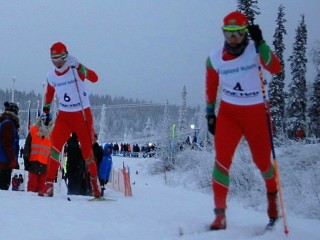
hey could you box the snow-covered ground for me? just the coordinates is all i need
[1,152,320,240]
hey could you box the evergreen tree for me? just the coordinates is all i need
[143,117,153,141]
[237,0,260,23]
[159,100,174,170]
[269,5,287,137]
[308,41,320,137]
[98,104,107,144]
[177,86,188,144]
[309,72,320,138]
[286,15,308,138]
[310,40,320,66]
[124,125,133,143]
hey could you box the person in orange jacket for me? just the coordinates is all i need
[38,42,101,198]
[206,11,281,230]
[24,113,53,192]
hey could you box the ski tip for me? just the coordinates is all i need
[264,218,278,232]
[88,197,117,202]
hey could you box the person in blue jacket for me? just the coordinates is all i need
[98,143,113,196]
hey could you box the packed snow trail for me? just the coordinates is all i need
[1,156,319,239]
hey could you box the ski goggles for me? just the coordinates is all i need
[222,29,247,39]
[51,53,68,63]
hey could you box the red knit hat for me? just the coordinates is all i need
[50,42,68,60]
[223,11,248,31]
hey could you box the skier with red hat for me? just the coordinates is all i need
[206,11,282,230]
[38,42,101,198]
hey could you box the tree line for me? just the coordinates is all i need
[0,88,197,141]
[239,0,320,140]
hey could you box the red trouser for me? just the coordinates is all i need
[213,101,277,209]
[46,108,97,181]
[28,172,46,192]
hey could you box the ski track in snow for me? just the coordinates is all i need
[1,154,320,240]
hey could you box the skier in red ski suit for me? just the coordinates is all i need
[206,11,282,230]
[38,42,101,198]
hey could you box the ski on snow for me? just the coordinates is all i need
[264,218,277,232]
[255,218,279,236]
[88,197,117,202]
[178,218,280,237]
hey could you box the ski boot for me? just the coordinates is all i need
[101,185,105,197]
[210,208,226,230]
[267,191,278,222]
[90,176,101,198]
[38,180,54,197]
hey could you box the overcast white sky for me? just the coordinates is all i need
[0,0,319,106]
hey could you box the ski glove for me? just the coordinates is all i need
[247,24,264,46]
[206,114,216,135]
[43,106,50,114]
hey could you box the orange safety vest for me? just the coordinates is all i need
[29,125,51,165]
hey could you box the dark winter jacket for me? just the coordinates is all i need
[92,142,103,167]
[65,134,85,178]
[0,112,20,170]
[65,134,89,196]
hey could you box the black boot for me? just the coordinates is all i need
[267,191,278,221]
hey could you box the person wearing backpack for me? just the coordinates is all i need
[0,101,20,190]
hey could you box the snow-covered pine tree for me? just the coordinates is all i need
[158,100,174,170]
[176,86,189,145]
[98,104,107,144]
[286,15,308,139]
[309,72,320,138]
[310,40,320,67]
[143,117,153,142]
[123,125,133,144]
[308,41,320,138]
[237,0,260,23]
[269,5,287,138]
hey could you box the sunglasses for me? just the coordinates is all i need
[51,53,67,63]
[223,29,247,39]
